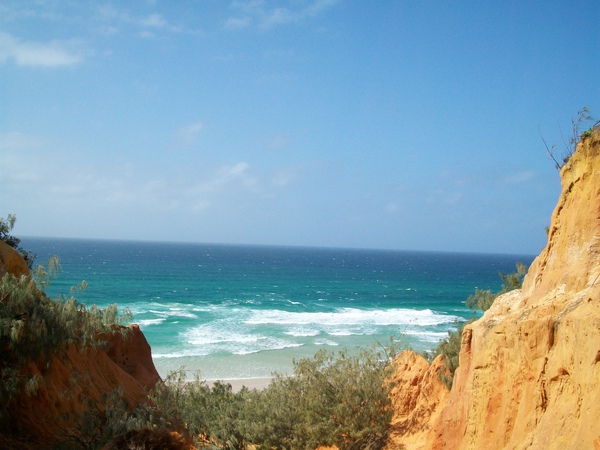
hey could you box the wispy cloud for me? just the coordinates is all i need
[385,202,400,213]
[271,167,300,186]
[224,16,253,30]
[0,31,83,67]
[97,5,194,37]
[1,132,266,220]
[193,162,259,195]
[503,171,535,185]
[226,0,341,30]
[173,121,204,148]
[426,189,464,206]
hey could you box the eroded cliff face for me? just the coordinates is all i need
[418,130,600,449]
[385,352,450,450]
[0,245,162,449]
[10,325,161,448]
[0,240,30,278]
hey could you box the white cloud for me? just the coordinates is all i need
[140,13,168,28]
[197,162,258,193]
[1,134,264,220]
[0,131,44,149]
[224,16,253,30]
[271,167,299,187]
[0,31,83,67]
[503,171,535,185]
[227,0,340,30]
[98,6,192,35]
[174,122,204,147]
[426,189,463,206]
[385,202,400,213]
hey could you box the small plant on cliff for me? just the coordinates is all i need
[465,262,527,313]
[541,107,595,170]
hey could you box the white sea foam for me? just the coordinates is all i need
[405,330,449,342]
[284,328,320,337]
[153,349,211,358]
[138,318,166,326]
[245,307,457,327]
[314,339,339,346]
[183,324,304,356]
[186,331,262,346]
[234,342,303,355]
[149,309,198,319]
[328,330,356,336]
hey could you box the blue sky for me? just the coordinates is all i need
[1,0,598,254]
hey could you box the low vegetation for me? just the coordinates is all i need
[101,343,400,450]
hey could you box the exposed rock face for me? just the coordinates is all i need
[0,249,162,449]
[415,130,600,449]
[11,325,161,449]
[0,240,30,278]
[385,352,450,450]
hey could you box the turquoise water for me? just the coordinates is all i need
[22,238,534,380]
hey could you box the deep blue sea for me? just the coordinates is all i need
[21,238,535,380]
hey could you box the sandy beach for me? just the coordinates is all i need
[205,377,273,392]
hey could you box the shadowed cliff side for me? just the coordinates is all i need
[0,242,162,449]
[414,128,600,449]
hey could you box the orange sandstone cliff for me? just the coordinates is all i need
[0,242,161,449]
[388,128,600,449]
[385,352,450,450]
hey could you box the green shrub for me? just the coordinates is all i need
[0,261,132,422]
[118,341,400,450]
[465,289,495,312]
[465,262,527,313]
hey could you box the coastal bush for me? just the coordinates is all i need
[241,344,398,450]
[465,289,495,312]
[541,107,595,170]
[465,262,527,313]
[499,261,527,293]
[0,254,132,424]
[115,341,400,450]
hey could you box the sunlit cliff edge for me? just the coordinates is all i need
[387,128,600,449]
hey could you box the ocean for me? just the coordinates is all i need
[21,238,535,381]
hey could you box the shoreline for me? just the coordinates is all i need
[204,377,273,392]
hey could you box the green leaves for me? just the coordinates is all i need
[142,342,400,450]
[103,342,400,449]
[465,262,527,313]
[0,260,133,421]
[465,289,496,312]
